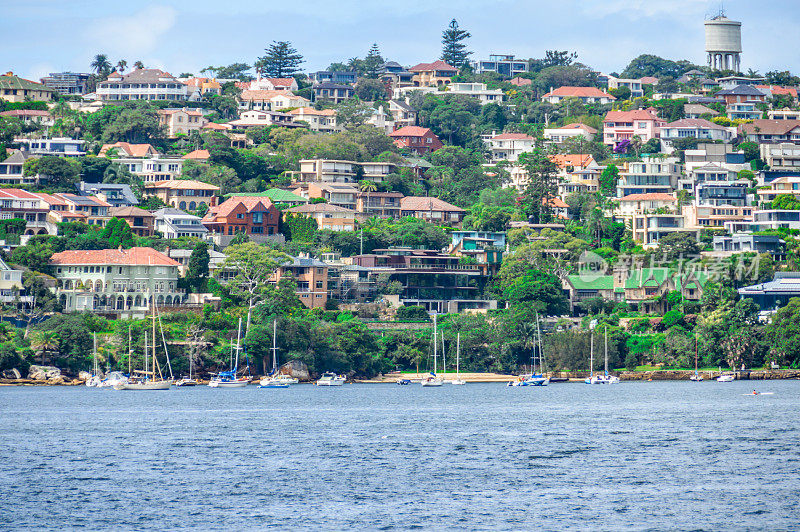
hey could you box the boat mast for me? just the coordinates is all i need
[144,328,148,379]
[589,329,594,379]
[456,332,460,379]
[234,317,242,374]
[93,332,97,375]
[433,313,437,374]
[152,300,157,380]
[695,332,699,375]
[604,326,608,377]
[441,331,446,375]
[127,325,132,375]
[536,313,544,375]
[271,319,278,374]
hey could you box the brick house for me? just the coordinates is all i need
[202,196,280,237]
[389,126,443,155]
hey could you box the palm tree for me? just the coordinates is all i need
[133,60,145,70]
[116,59,128,73]
[31,330,59,365]
[359,180,378,216]
[90,54,112,76]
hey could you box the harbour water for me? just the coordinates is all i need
[1,381,798,530]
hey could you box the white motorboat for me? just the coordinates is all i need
[85,375,102,387]
[450,333,466,385]
[99,371,129,388]
[717,374,735,382]
[316,372,346,386]
[589,374,620,384]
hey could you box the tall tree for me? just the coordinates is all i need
[255,41,304,78]
[440,19,472,68]
[362,43,384,79]
[518,137,558,223]
[116,59,128,73]
[90,54,112,76]
[132,60,145,70]
[186,241,210,291]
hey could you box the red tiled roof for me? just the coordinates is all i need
[31,192,67,206]
[182,149,211,160]
[145,179,219,191]
[543,86,615,100]
[0,110,50,117]
[0,188,42,199]
[400,196,465,212]
[558,122,598,134]
[547,197,569,209]
[240,89,296,100]
[549,154,596,168]
[268,78,295,87]
[409,60,457,73]
[619,193,677,202]
[99,142,157,158]
[492,133,533,140]
[50,247,179,266]
[756,85,798,98]
[509,77,532,87]
[203,196,274,221]
[389,126,433,138]
[288,107,336,116]
[203,122,231,130]
[639,76,659,85]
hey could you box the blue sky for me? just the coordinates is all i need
[3,0,799,81]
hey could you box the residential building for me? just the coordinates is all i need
[679,163,738,192]
[616,159,680,197]
[153,208,208,239]
[683,204,753,229]
[109,206,155,237]
[367,105,396,134]
[448,230,505,274]
[471,55,529,77]
[558,168,602,197]
[684,103,720,119]
[379,63,415,91]
[767,109,800,121]
[49,247,183,318]
[95,69,188,102]
[297,183,359,210]
[487,133,534,163]
[272,255,329,309]
[312,83,354,104]
[739,120,800,144]
[158,108,207,137]
[756,85,798,101]
[603,109,665,147]
[388,99,418,128]
[542,86,615,105]
[356,191,403,219]
[77,182,139,207]
[238,77,299,92]
[409,61,458,87]
[713,234,784,256]
[288,107,341,133]
[238,90,310,111]
[17,137,86,157]
[617,267,707,313]
[181,77,222,100]
[229,189,308,207]
[53,194,111,226]
[727,102,761,120]
[400,196,465,225]
[353,248,490,314]
[169,248,226,276]
[0,73,54,102]
[285,203,356,231]
[389,126,443,155]
[715,84,767,104]
[659,119,734,152]
[229,110,300,129]
[309,71,358,85]
[0,110,54,128]
[0,257,29,303]
[202,196,280,237]
[0,188,57,235]
[543,123,597,144]
[509,77,532,87]
[182,149,211,162]
[739,272,800,311]
[39,72,91,95]
[562,275,616,313]
[99,142,158,158]
[760,143,800,171]
[716,76,766,90]
[549,154,598,178]
[0,151,34,185]
[614,193,678,223]
[606,76,645,98]
[143,180,219,210]
[684,143,746,173]
[112,155,184,183]
[749,209,800,231]
[756,176,800,201]
[447,82,503,105]
[293,159,358,183]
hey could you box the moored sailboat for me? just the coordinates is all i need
[85,333,102,387]
[421,314,443,386]
[209,317,251,388]
[260,320,294,388]
[451,333,466,385]
[115,303,173,390]
[689,333,703,382]
[588,326,620,384]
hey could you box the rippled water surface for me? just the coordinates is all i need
[1,381,799,530]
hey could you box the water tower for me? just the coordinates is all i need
[705,11,742,72]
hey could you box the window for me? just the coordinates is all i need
[236,213,244,219]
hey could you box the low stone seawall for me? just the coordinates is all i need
[619,370,800,381]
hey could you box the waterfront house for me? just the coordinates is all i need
[143,180,219,211]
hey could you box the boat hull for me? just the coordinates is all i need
[316,380,345,386]
[175,379,198,386]
[209,379,249,388]
[114,381,172,390]
[717,375,735,382]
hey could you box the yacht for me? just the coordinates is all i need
[259,320,297,388]
[509,314,549,386]
[85,333,102,387]
[209,318,251,388]
[316,372,346,386]
[115,305,173,390]
[421,314,444,386]
[99,371,129,388]
[586,325,619,384]
[689,334,703,382]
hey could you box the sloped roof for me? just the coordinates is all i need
[182,149,211,160]
[400,196,465,213]
[567,275,614,290]
[98,69,179,85]
[509,77,532,86]
[740,119,800,136]
[0,74,54,92]
[549,153,595,168]
[110,206,154,218]
[543,86,615,99]
[390,126,435,138]
[684,103,719,116]
[145,179,219,191]
[409,61,457,73]
[624,268,671,289]
[716,84,766,96]
[618,193,677,202]
[99,142,157,158]
[288,107,336,116]
[50,247,179,266]
[286,203,356,214]
[550,122,598,134]
[492,133,533,141]
[663,118,728,130]
[604,109,661,122]
[203,196,274,220]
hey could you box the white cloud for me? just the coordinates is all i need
[85,5,177,58]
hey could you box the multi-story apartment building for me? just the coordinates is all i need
[109,206,155,237]
[760,143,800,171]
[272,255,329,309]
[157,108,207,137]
[683,204,753,229]
[0,188,57,236]
[356,191,403,219]
[309,71,358,84]
[312,83,355,104]
[95,69,188,102]
[49,247,183,319]
[229,110,300,129]
[285,203,356,232]
[447,83,503,105]
[487,133,534,163]
[39,72,92,95]
[143,180,219,210]
[288,107,341,133]
[727,102,761,120]
[296,183,359,210]
[756,176,800,202]
[153,208,209,239]
[603,109,664,148]
[17,137,86,157]
[471,55,529,77]
[616,159,680,197]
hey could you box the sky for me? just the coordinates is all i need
[2,0,800,81]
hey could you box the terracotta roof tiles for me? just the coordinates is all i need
[50,247,179,266]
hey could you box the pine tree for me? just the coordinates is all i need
[440,19,472,68]
[518,137,558,224]
[362,43,384,79]
[255,41,304,78]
